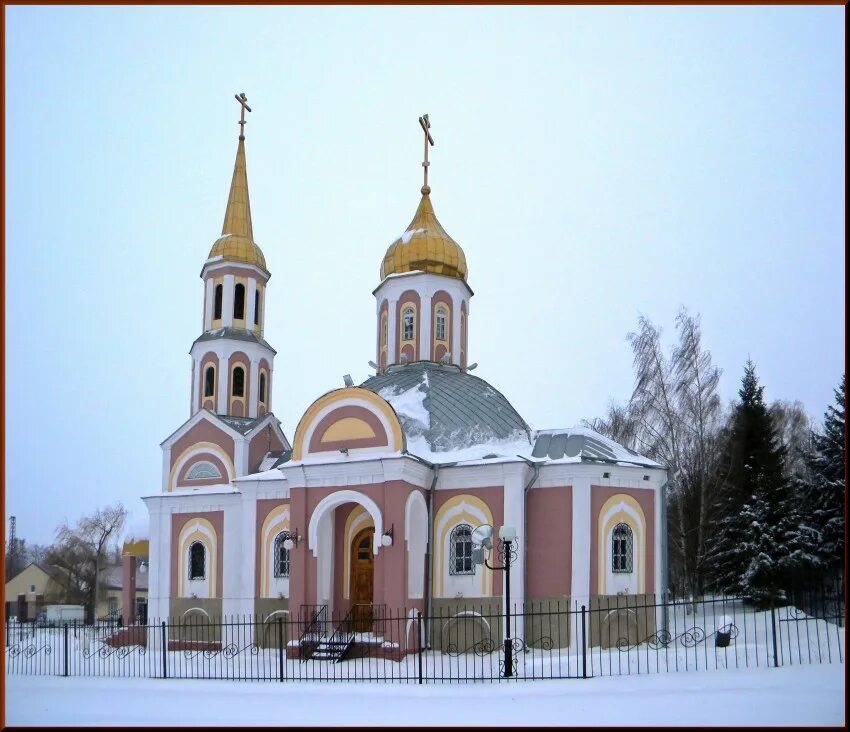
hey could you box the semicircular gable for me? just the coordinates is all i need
[292,387,405,461]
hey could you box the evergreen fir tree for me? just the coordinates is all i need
[707,360,797,603]
[799,374,846,579]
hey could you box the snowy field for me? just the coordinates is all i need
[4,663,845,726]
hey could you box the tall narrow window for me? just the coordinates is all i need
[204,366,215,397]
[232,367,245,397]
[254,290,260,326]
[259,372,267,403]
[381,314,388,349]
[214,284,223,320]
[436,308,447,341]
[188,542,206,580]
[403,308,415,341]
[449,524,474,575]
[612,523,633,573]
[273,532,291,578]
[234,283,245,320]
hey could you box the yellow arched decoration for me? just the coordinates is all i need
[211,276,224,329]
[321,417,377,443]
[177,518,218,598]
[433,494,494,598]
[291,387,405,461]
[596,494,646,596]
[229,360,248,415]
[399,301,418,349]
[201,362,217,405]
[168,441,235,491]
[258,367,269,412]
[260,504,290,598]
[342,506,374,600]
[433,303,449,345]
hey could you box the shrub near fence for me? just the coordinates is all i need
[5,586,844,683]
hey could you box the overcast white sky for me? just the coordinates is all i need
[4,6,845,547]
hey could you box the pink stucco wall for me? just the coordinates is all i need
[526,486,572,598]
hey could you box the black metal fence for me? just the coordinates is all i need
[5,585,844,683]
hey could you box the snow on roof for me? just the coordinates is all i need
[379,381,430,430]
[533,426,662,468]
[233,468,287,482]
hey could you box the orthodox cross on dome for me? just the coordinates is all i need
[419,114,434,193]
[235,92,252,140]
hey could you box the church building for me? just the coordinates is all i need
[143,99,667,656]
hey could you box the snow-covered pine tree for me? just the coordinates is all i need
[707,360,797,604]
[799,374,846,581]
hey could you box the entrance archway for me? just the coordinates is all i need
[350,528,374,631]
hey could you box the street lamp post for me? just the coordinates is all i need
[478,524,517,678]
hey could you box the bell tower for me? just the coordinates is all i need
[189,94,276,418]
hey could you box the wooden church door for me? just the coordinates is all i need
[350,528,374,631]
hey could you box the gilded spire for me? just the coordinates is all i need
[221,136,254,240]
[207,94,267,271]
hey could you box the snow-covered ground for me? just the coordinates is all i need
[4,663,845,726]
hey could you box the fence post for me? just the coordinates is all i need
[278,618,284,682]
[770,602,779,668]
[161,621,168,679]
[581,605,587,679]
[63,623,69,677]
[417,611,423,685]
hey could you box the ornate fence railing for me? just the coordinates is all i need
[4,585,844,682]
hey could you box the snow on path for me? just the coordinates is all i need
[5,663,845,727]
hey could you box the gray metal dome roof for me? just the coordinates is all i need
[360,361,531,455]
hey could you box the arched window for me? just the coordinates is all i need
[234,283,245,320]
[186,461,222,480]
[612,523,633,573]
[259,372,267,403]
[403,308,415,341]
[435,308,447,341]
[381,314,388,349]
[273,532,291,578]
[213,284,223,320]
[232,367,245,397]
[188,542,206,580]
[204,366,215,397]
[254,290,260,326]
[449,524,474,575]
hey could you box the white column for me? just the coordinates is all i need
[144,500,170,625]
[191,358,201,416]
[222,275,235,327]
[502,468,526,626]
[221,501,245,617]
[248,359,260,418]
[387,298,398,365]
[569,476,592,651]
[419,292,432,361]
[161,446,172,492]
[204,278,214,331]
[217,354,229,414]
[452,301,463,367]
[240,492,258,617]
[234,437,248,477]
[246,278,257,331]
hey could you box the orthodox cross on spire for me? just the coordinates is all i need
[235,92,252,140]
[419,114,434,193]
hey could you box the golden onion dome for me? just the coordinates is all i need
[206,137,268,272]
[380,186,467,282]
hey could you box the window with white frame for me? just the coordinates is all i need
[435,308,447,341]
[402,308,415,341]
[449,524,475,575]
[188,541,206,580]
[273,532,291,578]
[186,461,222,480]
[612,523,633,573]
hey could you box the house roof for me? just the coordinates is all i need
[192,326,276,354]
[99,564,149,591]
